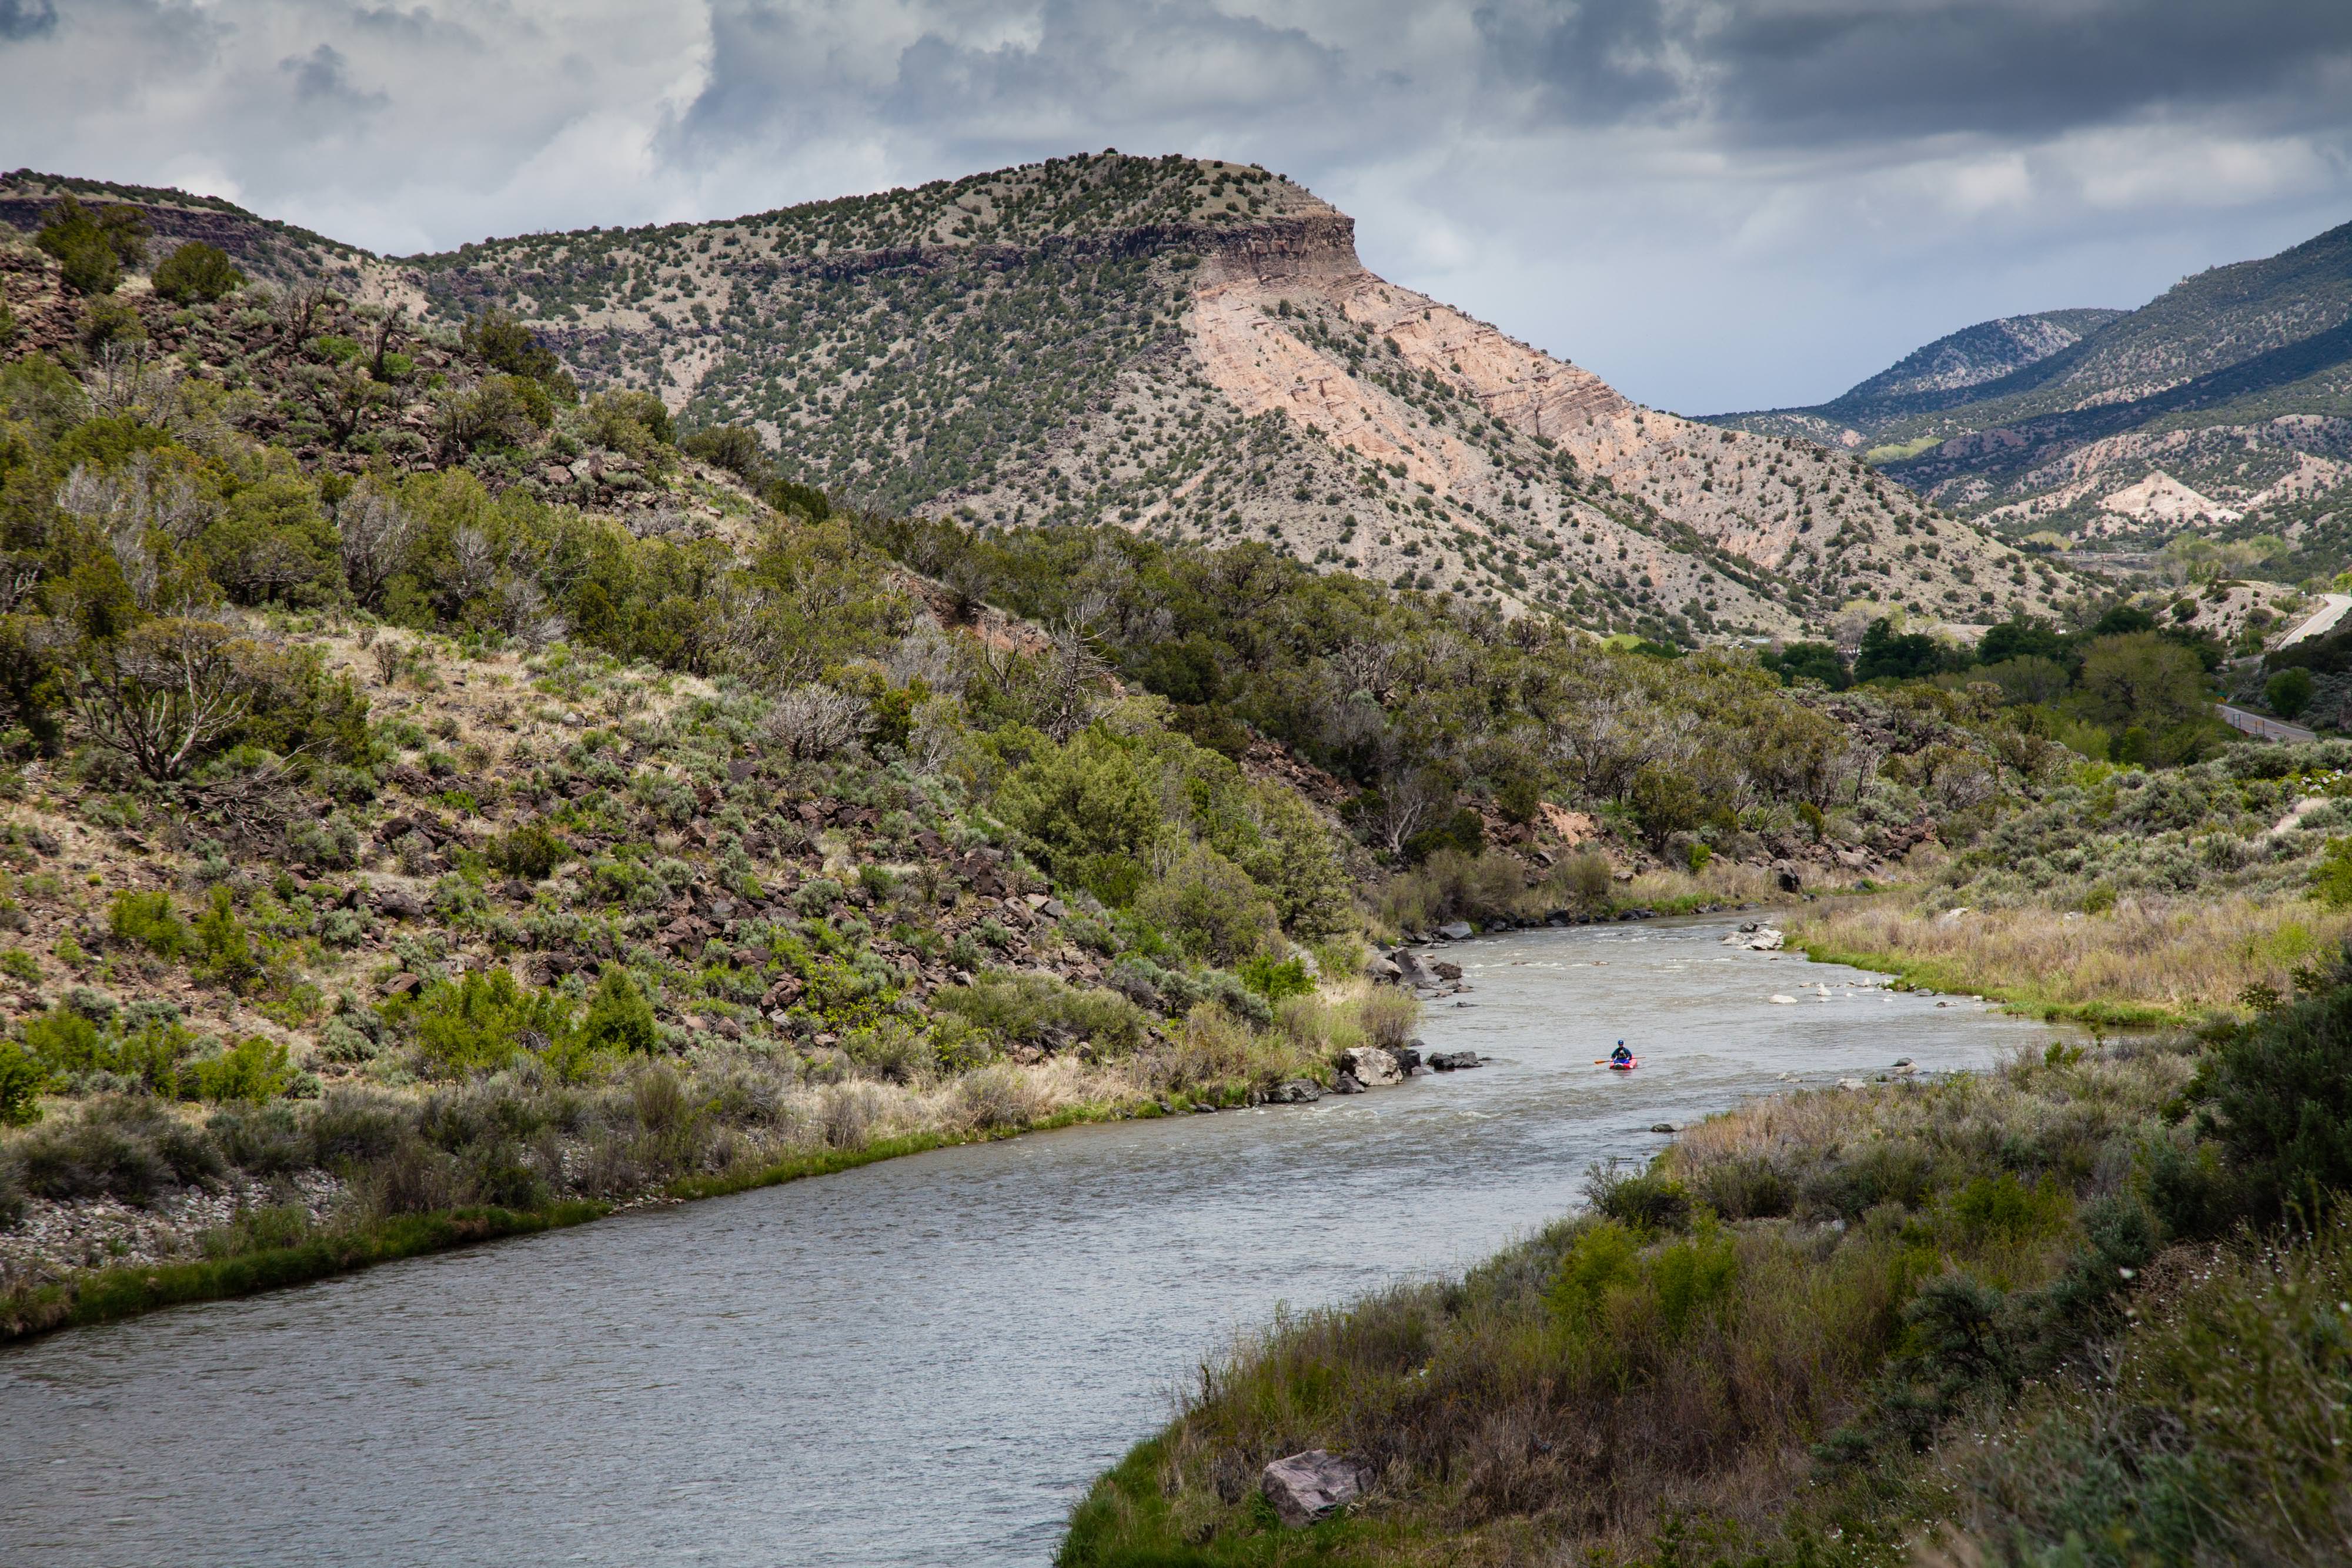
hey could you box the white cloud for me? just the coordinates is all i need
[3,0,2348,412]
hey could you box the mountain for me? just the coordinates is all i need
[1714,309,2123,452]
[1705,220,2352,564]
[0,158,2082,639]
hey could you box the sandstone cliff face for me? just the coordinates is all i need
[1165,222,2073,635]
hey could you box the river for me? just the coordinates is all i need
[0,917,2072,1567]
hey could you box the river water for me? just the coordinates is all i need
[0,918,2071,1567]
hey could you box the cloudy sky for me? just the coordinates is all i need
[5,1,2350,413]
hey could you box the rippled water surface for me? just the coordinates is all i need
[1,918,2072,1566]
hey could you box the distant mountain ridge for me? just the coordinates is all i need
[1713,309,2124,451]
[1704,218,2352,568]
[0,157,2083,640]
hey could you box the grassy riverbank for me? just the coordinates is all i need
[1789,892,2352,1027]
[1059,950,2352,1567]
[0,1112,1113,1340]
[2,988,1404,1343]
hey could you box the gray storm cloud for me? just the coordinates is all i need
[2,0,2348,412]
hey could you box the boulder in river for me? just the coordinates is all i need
[1330,1072,1365,1095]
[1262,1450,1369,1528]
[1436,920,1475,941]
[1265,1079,1323,1104]
[1392,951,1439,988]
[1338,1047,1402,1086]
[1426,1050,1484,1071]
[1721,926,1785,950]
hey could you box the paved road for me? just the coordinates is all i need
[2279,592,2352,648]
[2217,703,2318,744]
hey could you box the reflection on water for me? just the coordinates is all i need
[0,918,2069,1567]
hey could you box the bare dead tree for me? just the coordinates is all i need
[0,558,41,616]
[73,618,256,782]
[336,482,413,610]
[496,577,567,648]
[450,524,499,603]
[1037,618,1112,741]
[1329,637,1402,702]
[278,279,333,353]
[1372,768,1448,857]
[369,305,405,380]
[763,683,868,761]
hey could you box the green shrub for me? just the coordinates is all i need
[205,1101,310,1173]
[306,1090,407,1167]
[13,1096,223,1204]
[0,948,38,985]
[1548,1217,1640,1322]
[1237,953,1312,1001]
[487,821,570,881]
[109,890,196,959]
[682,423,767,482]
[2264,666,2314,721]
[192,887,261,988]
[0,1038,42,1125]
[1952,1206,2352,1566]
[409,968,574,1075]
[794,877,845,917]
[314,1015,379,1064]
[1696,1155,1792,1219]
[1586,1159,1692,1232]
[2312,838,2352,908]
[151,240,244,305]
[1404,807,1484,864]
[188,1037,295,1104]
[36,195,148,295]
[1135,844,1277,964]
[1629,764,1709,849]
[579,965,657,1054]
[286,815,360,869]
[18,999,201,1095]
[931,969,1148,1054]
[2196,958,2352,1213]
[21,1003,102,1076]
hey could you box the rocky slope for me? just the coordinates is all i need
[0,159,2078,642]
[1707,219,2352,566]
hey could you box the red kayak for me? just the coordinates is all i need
[1608,1058,1639,1071]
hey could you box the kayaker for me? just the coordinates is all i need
[1611,1041,1633,1066]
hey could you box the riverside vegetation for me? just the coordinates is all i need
[1060,949,2352,1567]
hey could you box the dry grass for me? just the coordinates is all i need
[1788,892,2352,1026]
[1622,857,1799,910]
